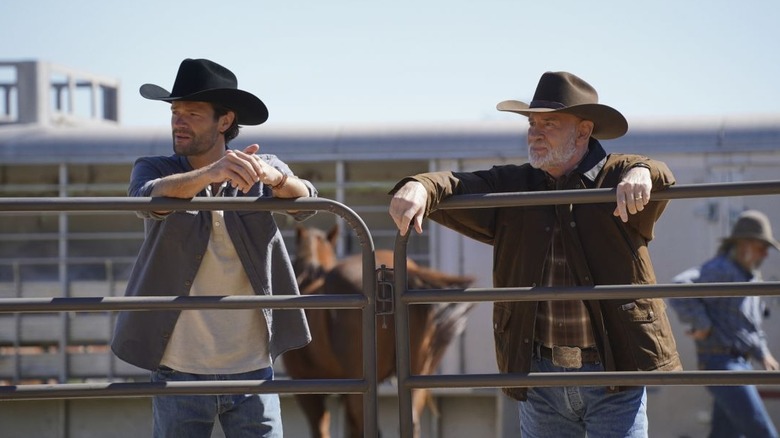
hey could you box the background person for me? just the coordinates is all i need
[670,209,780,438]
[388,71,681,438]
[111,58,317,438]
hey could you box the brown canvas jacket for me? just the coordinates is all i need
[391,139,682,400]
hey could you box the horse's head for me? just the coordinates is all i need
[293,225,339,294]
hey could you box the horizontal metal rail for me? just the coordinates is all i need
[437,179,780,209]
[401,282,780,304]
[393,180,780,437]
[0,294,366,313]
[0,379,367,401]
[405,371,780,390]
[0,196,353,214]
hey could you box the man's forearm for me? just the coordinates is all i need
[149,166,215,199]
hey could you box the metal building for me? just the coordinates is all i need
[1,60,779,437]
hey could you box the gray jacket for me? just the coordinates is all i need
[111,153,315,371]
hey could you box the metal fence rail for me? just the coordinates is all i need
[0,196,380,438]
[393,180,780,438]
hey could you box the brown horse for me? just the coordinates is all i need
[284,226,475,438]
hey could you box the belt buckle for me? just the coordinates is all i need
[552,345,583,368]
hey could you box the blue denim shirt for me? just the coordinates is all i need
[669,253,770,360]
[111,153,316,371]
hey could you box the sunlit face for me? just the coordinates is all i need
[170,101,222,157]
[734,239,771,271]
[527,112,587,176]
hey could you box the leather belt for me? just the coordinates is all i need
[536,343,601,369]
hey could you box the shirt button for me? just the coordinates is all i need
[215,221,221,227]
[570,221,576,227]
[184,280,192,286]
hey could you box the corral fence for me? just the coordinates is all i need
[392,180,780,437]
[0,196,380,437]
[2,181,780,438]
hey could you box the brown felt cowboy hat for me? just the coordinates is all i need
[497,71,628,140]
[140,58,268,125]
[723,210,780,250]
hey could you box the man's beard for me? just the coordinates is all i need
[172,128,220,157]
[528,130,578,171]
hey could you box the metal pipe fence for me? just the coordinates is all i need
[0,196,380,437]
[393,180,780,438]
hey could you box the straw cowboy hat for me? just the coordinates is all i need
[724,210,780,250]
[140,58,268,125]
[497,71,628,140]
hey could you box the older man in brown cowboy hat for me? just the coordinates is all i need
[111,58,318,438]
[671,210,780,438]
[389,71,681,437]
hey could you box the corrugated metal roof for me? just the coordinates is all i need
[1,115,778,164]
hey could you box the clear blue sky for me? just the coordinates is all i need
[2,0,779,128]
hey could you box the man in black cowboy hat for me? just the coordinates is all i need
[389,71,681,437]
[671,210,779,438]
[111,58,317,438]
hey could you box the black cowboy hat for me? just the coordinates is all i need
[140,58,268,125]
[496,71,628,140]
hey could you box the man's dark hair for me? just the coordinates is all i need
[213,104,241,146]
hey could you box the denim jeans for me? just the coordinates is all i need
[151,366,282,438]
[699,353,778,438]
[518,353,648,438]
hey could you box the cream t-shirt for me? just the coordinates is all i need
[161,192,271,374]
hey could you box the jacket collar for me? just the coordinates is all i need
[536,137,608,189]
[577,138,607,183]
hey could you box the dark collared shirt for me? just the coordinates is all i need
[111,152,316,371]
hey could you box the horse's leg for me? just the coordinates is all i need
[294,393,331,438]
[411,389,433,438]
[343,394,365,438]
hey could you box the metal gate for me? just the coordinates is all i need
[0,196,380,437]
[392,180,780,437]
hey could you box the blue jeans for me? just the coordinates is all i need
[699,353,778,438]
[151,366,282,438]
[518,354,648,438]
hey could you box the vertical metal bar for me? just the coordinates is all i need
[90,82,98,120]
[335,160,346,257]
[106,259,116,381]
[58,163,69,383]
[12,261,21,383]
[349,208,377,438]
[393,231,414,437]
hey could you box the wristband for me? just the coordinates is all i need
[271,173,288,190]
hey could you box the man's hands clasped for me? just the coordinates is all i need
[209,144,284,193]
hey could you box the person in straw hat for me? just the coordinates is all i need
[111,58,317,438]
[671,210,779,438]
[389,71,681,437]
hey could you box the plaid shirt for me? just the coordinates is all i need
[534,177,596,349]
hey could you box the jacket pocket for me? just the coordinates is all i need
[612,298,676,370]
